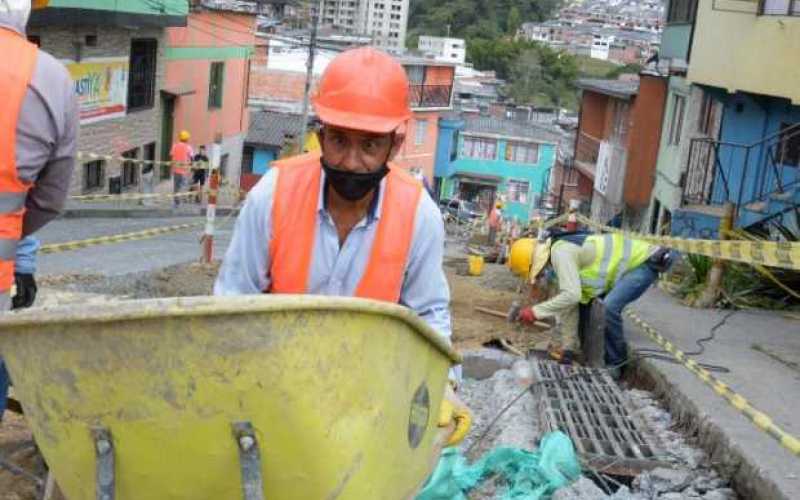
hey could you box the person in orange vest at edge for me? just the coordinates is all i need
[214,47,471,454]
[0,0,79,419]
[487,200,503,246]
[170,130,194,208]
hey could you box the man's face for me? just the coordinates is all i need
[320,125,403,173]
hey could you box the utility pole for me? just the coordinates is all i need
[298,0,324,152]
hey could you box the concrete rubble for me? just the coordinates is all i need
[455,349,740,499]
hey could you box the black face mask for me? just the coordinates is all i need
[321,159,389,202]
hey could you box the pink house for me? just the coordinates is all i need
[164,2,256,184]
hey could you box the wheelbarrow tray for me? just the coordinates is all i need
[0,295,459,500]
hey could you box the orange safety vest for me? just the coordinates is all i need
[0,30,37,298]
[268,152,422,303]
[170,142,192,175]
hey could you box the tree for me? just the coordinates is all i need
[507,6,522,36]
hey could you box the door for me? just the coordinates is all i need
[160,95,175,179]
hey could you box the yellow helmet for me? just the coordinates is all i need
[179,130,191,142]
[507,238,551,280]
[495,201,503,208]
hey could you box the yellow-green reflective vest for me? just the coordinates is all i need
[578,234,654,304]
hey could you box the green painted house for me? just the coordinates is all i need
[436,115,559,222]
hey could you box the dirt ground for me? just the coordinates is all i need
[1,259,548,499]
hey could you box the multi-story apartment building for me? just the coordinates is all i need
[315,0,409,54]
[417,36,466,65]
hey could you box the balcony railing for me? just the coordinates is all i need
[713,0,800,16]
[408,84,452,109]
[682,123,800,208]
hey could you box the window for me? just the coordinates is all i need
[697,92,715,135]
[668,94,686,145]
[209,62,225,109]
[142,142,156,175]
[220,153,229,177]
[760,0,800,16]
[667,0,697,23]
[405,65,425,84]
[415,120,427,145]
[505,142,540,164]
[242,146,255,174]
[84,160,104,190]
[128,39,157,111]
[121,148,139,187]
[506,180,530,203]
[461,137,497,160]
[778,122,800,167]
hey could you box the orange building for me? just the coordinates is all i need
[164,3,257,184]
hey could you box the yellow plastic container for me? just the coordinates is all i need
[467,255,485,276]
[0,295,460,500]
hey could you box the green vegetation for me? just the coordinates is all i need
[407,0,640,110]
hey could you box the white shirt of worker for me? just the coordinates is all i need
[214,167,457,378]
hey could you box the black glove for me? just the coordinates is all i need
[12,273,36,310]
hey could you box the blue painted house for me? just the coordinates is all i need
[434,115,558,222]
[241,110,305,191]
[662,1,800,237]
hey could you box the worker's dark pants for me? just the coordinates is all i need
[0,359,8,420]
[602,263,659,366]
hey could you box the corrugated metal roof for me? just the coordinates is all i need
[246,110,305,147]
[462,116,561,144]
[576,78,639,99]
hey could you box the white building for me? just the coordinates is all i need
[315,0,409,54]
[590,33,614,60]
[417,36,466,64]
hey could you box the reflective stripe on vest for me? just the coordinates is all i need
[0,30,38,294]
[268,152,423,303]
[579,234,653,303]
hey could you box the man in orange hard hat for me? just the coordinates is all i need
[1,0,78,417]
[215,47,470,448]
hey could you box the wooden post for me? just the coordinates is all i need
[695,203,735,308]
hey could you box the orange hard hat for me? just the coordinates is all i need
[313,47,411,134]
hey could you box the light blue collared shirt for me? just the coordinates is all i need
[214,167,456,376]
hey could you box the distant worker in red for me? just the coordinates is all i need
[215,47,471,447]
[170,130,194,207]
[1,0,78,418]
[488,200,503,246]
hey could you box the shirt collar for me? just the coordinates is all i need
[317,167,386,222]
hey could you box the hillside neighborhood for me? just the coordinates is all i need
[0,1,798,500]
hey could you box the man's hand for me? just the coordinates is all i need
[12,273,37,310]
[437,384,472,447]
[517,306,537,325]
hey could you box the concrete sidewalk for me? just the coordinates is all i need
[628,289,800,500]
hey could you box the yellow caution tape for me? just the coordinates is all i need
[40,223,203,255]
[77,152,215,170]
[69,183,245,203]
[575,215,800,271]
[626,310,800,457]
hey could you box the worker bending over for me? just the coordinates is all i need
[508,230,673,374]
[215,47,469,445]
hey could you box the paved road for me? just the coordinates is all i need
[34,215,237,277]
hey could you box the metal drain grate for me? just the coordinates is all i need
[531,360,668,476]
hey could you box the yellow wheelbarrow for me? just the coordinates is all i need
[0,295,460,500]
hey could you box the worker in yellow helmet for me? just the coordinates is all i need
[170,130,194,208]
[508,230,674,375]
